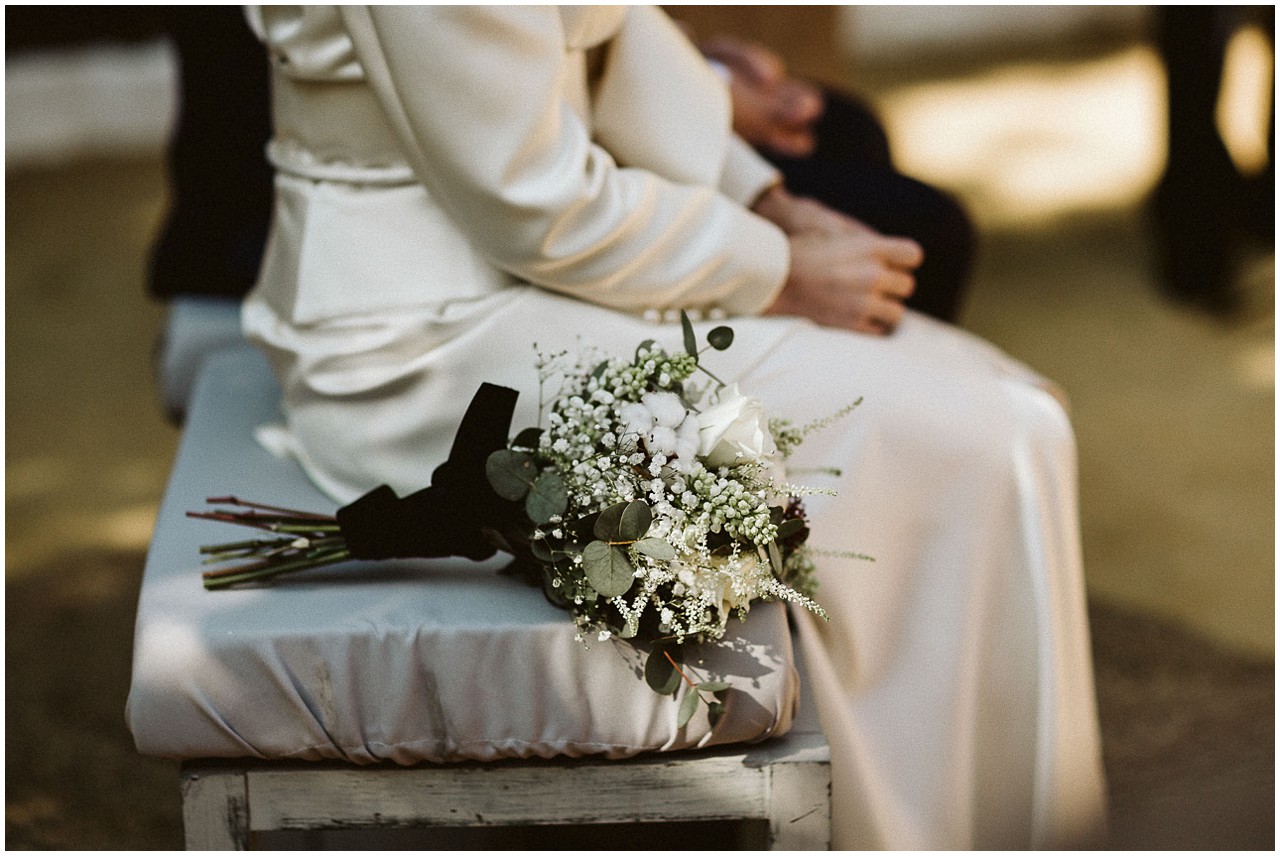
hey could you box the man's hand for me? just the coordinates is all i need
[753,185,923,335]
[699,35,824,158]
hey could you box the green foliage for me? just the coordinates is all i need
[633,537,676,561]
[593,500,652,543]
[486,449,537,500]
[680,310,698,357]
[525,471,568,524]
[644,646,682,695]
[512,427,543,451]
[582,540,634,597]
[707,700,726,727]
[694,681,730,693]
[776,517,805,541]
[646,641,733,728]
[539,563,571,608]
[707,326,734,351]
[529,537,556,562]
[767,540,784,575]
[676,684,703,728]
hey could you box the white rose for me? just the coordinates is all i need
[697,385,778,469]
[716,552,766,613]
[691,553,771,624]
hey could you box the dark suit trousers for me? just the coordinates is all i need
[765,90,976,324]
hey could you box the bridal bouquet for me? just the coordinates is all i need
[194,313,856,726]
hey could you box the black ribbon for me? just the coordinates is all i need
[335,382,520,562]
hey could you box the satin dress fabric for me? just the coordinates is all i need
[241,6,1107,848]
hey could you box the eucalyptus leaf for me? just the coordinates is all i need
[512,427,543,451]
[593,502,628,541]
[593,499,651,542]
[617,500,653,542]
[707,325,734,351]
[582,541,634,597]
[634,537,676,561]
[529,537,555,563]
[486,450,536,501]
[776,518,805,541]
[768,541,784,576]
[680,310,698,357]
[676,685,701,728]
[569,511,599,544]
[708,700,726,727]
[695,681,731,693]
[526,471,568,524]
[644,646,681,695]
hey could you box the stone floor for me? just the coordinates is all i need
[5,16,1274,851]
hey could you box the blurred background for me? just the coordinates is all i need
[6,5,1274,850]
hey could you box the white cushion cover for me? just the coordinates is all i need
[126,347,799,764]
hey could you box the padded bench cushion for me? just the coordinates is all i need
[126,346,800,765]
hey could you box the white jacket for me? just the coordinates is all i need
[244,6,788,329]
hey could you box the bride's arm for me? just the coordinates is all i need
[338,6,789,317]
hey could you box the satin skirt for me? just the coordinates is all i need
[245,286,1108,848]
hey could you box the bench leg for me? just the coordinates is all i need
[182,765,249,850]
[766,760,832,850]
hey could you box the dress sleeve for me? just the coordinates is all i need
[720,133,785,208]
[338,6,788,317]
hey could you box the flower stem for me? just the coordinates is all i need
[663,649,698,689]
[203,496,335,519]
[202,547,352,590]
[198,538,282,555]
[271,523,343,534]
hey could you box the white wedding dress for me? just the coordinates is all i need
[241,6,1106,848]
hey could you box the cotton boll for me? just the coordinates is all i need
[676,416,700,449]
[647,426,678,456]
[620,401,654,436]
[673,417,701,470]
[642,391,688,428]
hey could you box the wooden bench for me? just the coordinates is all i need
[131,344,832,850]
[181,733,831,849]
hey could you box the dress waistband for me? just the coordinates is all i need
[268,73,417,186]
[267,140,417,186]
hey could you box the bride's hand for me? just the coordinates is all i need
[752,186,922,334]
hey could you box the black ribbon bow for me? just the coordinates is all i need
[335,382,519,562]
